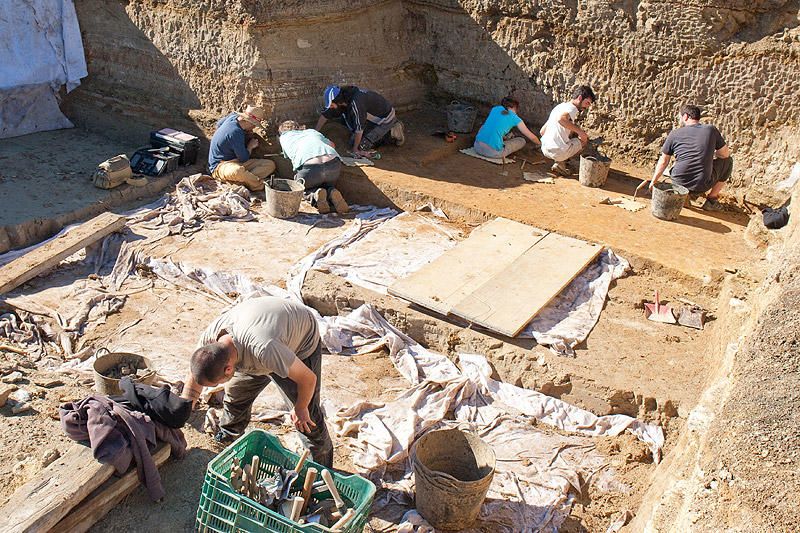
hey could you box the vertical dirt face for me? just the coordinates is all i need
[72,0,427,129]
[403,0,800,205]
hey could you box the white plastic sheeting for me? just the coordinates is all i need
[0,0,87,138]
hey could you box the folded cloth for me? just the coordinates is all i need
[113,376,192,428]
[60,395,187,501]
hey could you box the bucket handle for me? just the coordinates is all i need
[449,100,475,111]
[95,347,111,358]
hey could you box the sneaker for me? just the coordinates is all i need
[390,121,405,146]
[313,188,331,214]
[701,197,723,211]
[329,188,350,214]
[550,161,569,176]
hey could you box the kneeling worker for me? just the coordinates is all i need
[278,120,349,214]
[473,95,541,159]
[181,296,333,467]
[641,104,732,211]
[540,85,596,175]
[315,85,405,158]
[208,105,276,191]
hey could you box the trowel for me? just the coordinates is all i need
[644,290,676,324]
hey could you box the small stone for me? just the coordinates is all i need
[488,341,504,350]
[41,448,61,468]
[2,371,24,384]
[34,377,64,388]
[0,384,18,407]
[12,402,32,415]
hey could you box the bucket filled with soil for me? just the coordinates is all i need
[578,153,611,187]
[651,182,689,220]
[265,177,304,219]
[411,428,496,530]
[93,350,156,395]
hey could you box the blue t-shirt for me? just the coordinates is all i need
[208,113,249,172]
[279,129,339,170]
[475,106,522,151]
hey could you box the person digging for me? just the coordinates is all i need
[315,84,405,158]
[208,105,276,192]
[540,85,596,176]
[277,120,349,215]
[181,296,333,467]
[638,104,732,211]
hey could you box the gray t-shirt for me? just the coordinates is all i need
[661,124,726,193]
[198,297,319,378]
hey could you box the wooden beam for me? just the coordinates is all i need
[53,443,171,533]
[0,443,114,532]
[0,212,126,295]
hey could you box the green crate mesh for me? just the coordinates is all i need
[196,429,375,533]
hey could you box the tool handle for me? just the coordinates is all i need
[320,469,345,510]
[290,496,304,522]
[301,467,317,515]
[331,509,355,531]
[294,449,310,472]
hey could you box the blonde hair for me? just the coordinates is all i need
[278,120,304,134]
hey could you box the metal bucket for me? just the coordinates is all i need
[446,101,478,134]
[93,350,156,396]
[264,177,304,219]
[412,429,496,530]
[579,154,611,187]
[651,182,689,220]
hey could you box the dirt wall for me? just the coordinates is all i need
[69,0,427,134]
[404,0,800,205]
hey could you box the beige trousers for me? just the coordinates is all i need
[212,158,276,191]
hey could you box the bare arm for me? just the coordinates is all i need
[515,121,541,145]
[287,357,317,433]
[558,112,588,144]
[715,145,731,159]
[181,372,203,407]
[315,115,328,131]
[650,153,671,186]
[351,130,367,156]
[539,123,547,137]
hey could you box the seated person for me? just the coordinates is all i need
[208,105,275,191]
[473,95,541,159]
[278,120,349,214]
[315,85,404,157]
[540,85,596,175]
[644,104,732,211]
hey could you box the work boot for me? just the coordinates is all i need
[313,188,331,214]
[550,161,569,177]
[701,197,723,211]
[390,121,405,146]
[329,188,350,214]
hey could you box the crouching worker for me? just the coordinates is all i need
[181,296,333,467]
[315,85,405,157]
[208,105,276,191]
[540,85,596,176]
[278,120,349,215]
[473,95,541,159]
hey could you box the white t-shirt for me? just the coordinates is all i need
[541,102,579,153]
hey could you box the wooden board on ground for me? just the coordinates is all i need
[54,443,171,533]
[0,211,126,295]
[451,232,603,337]
[0,443,115,532]
[388,218,548,315]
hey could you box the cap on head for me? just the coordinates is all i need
[323,85,340,110]
[239,105,267,127]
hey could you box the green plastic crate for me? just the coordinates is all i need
[196,429,375,532]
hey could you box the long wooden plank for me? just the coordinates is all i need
[53,443,171,533]
[0,443,115,533]
[0,212,126,295]
[451,233,603,337]
[388,218,548,314]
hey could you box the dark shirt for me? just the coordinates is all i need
[322,88,393,132]
[661,124,726,193]
[208,113,249,172]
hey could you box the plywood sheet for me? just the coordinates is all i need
[0,211,126,295]
[451,232,603,336]
[388,218,547,315]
